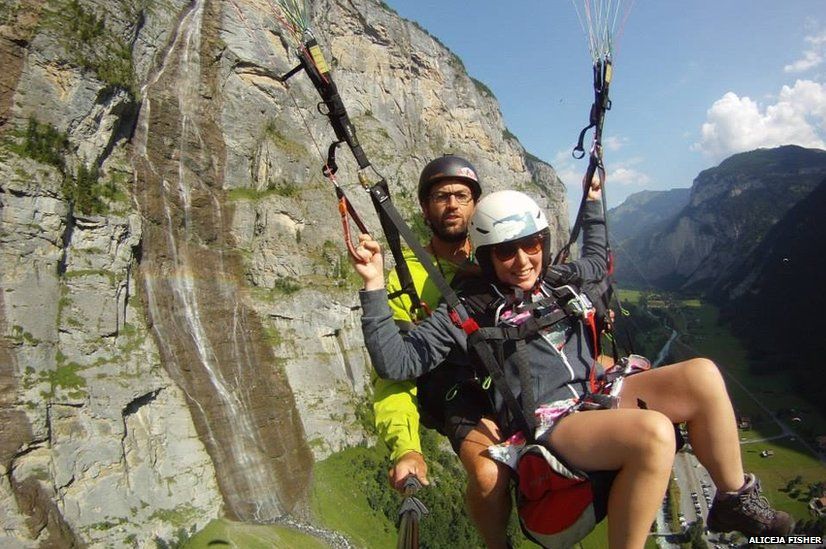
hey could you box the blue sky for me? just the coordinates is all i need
[384,1,826,210]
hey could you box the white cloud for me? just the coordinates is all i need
[785,31,826,73]
[608,166,650,186]
[693,80,826,159]
[784,50,822,74]
[553,149,651,212]
[603,135,627,152]
[551,149,582,189]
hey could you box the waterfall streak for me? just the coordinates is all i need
[131,0,314,520]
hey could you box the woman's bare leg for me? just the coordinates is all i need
[546,408,676,549]
[617,358,744,491]
[459,418,511,549]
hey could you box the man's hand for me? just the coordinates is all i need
[389,451,429,493]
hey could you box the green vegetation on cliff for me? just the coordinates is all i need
[311,428,486,547]
[45,0,138,95]
[5,117,123,214]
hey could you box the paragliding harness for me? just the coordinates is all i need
[451,275,662,547]
[448,273,623,548]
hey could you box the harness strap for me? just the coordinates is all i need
[584,310,600,394]
[367,177,423,315]
[467,331,535,436]
[475,309,569,342]
[363,179,471,322]
[556,59,612,266]
[334,185,369,262]
[554,158,605,265]
[293,38,370,170]
[280,37,423,316]
[512,339,537,438]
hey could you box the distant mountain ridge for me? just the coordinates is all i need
[715,175,826,302]
[613,145,826,292]
[608,188,690,243]
[609,146,826,416]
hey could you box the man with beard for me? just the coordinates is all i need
[373,155,512,548]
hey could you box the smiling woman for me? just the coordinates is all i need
[491,234,545,290]
[492,234,544,262]
[468,190,552,287]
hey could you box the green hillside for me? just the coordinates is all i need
[717,179,826,417]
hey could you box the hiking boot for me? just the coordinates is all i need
[707,474,794,537]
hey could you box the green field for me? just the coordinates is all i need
[182,518,328,549]
[310,446,398,548]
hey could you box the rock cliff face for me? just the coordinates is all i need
[0,0,567,545]
[615,146,826,292]
[608,188,690,244]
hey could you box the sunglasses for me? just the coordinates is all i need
[492,234,544,262]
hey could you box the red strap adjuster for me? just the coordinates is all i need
[449,308,479,335]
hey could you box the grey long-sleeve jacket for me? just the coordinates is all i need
[360,199,607,421]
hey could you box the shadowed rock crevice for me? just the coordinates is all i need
[3,297,80,548]
[331,328,356,387]
[0,1,45,133]
[0,294,32,472]
[122,388,162,417]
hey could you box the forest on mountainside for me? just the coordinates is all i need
[717,178,826,416]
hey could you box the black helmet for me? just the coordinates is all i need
[417,155,482,204]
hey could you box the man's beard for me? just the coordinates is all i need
[430,220,468,243]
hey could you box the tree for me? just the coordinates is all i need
[686,519,708,549]
[785,475,804,492]
[807,480,826,499]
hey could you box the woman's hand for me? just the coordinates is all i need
[351,233,385,290]
[584,171,603,201]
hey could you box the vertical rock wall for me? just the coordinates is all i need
[0,156,224,546]
[1,1,225,546]
[0,0,569,545]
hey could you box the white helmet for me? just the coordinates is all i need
[469,190,549,251]
[469,190,551,279]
